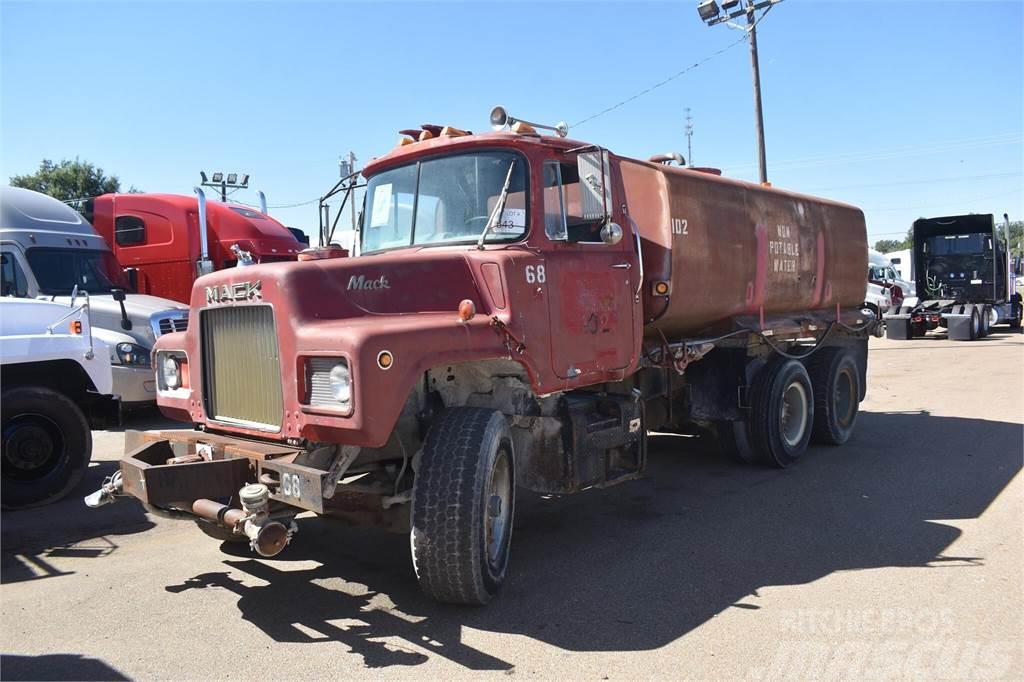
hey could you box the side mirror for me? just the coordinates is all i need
[123,268,138,293]
[600,222,623,245]
[577,151,611,222]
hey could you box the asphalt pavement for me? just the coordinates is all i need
[2,332,1022,680]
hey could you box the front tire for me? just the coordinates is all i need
[1,387,92,510]
[807,348,861,446]
[411,407,515,605]
[749,359,814,467]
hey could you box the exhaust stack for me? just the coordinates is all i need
[194,187,214,277]
[258,190,268,215]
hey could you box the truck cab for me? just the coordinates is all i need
[1,186,188,406]
[88,192,305,303]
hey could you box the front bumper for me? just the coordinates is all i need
[114,429,335,512]
[112,365,156,405]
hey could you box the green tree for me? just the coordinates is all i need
[10,158,136,202]
[873,239,904,253]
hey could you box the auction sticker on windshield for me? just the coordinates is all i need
[492,208,526,234]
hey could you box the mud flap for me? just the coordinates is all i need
[884,314,912,340]
[945,305,975,341]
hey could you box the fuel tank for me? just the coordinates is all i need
[619,158,867,338]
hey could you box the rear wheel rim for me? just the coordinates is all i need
[3,413,65,481]
[834,369,856,427]
[485,447,512,570]
[780,382,809,447]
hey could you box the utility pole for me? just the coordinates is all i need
[696,0,782,185]
[746,1,768,185]
[685,108,694,167]
[347,151,358,233]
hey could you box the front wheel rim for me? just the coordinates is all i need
[3,413,65,481]
[780,382,809,447]
[484,447,512,570]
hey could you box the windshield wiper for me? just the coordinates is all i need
[476,159,517,250]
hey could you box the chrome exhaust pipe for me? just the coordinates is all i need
[258,190,268,215]
[194,187,214,277]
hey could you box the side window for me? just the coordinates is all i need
[115,215,146,246]
[1,252,28,297]
[543,161,605,243]
[543,162,566,240]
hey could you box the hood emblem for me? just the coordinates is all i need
[206,280,262,304]
[347,274,391,291]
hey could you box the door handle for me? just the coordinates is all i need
[611,263,631,269]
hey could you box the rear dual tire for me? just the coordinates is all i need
[807,348,861,446]
[749,359,814,467]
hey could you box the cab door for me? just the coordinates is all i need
[541,155,637,380]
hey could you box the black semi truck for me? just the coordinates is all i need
[885,213,1022,341]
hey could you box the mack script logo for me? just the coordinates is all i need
[206,280,262,304]
[347,274,391,291]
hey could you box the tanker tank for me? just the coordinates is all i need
[618,158,868,339]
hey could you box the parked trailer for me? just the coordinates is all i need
[88,191,304,304]
[884,214,1022,341]
[88,109,877,604]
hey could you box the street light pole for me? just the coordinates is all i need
[696,0,781,185]
[746,0,768,185]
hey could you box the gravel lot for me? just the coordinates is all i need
[2,332,1022,680]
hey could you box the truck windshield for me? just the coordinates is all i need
[927,234,988,256]
[361,151,528,254]
[26,248,130,295]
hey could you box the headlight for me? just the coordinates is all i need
[162,355,181,390]
[328,362,351,404]
[115,342,151,367]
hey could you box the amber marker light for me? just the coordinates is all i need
[69,320,82,334]
[458,299,476,323]
[654,281,671,296]
[377,350,394,370]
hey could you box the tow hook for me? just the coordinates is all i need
[83,471,124,508]
[193,483,295,558]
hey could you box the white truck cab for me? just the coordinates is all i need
[1,296,119,508]
[1,186,188,406]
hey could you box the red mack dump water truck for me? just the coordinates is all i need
[87,108,875,605]
[86,190,305,304]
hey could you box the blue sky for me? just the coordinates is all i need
[2,0,1021,247]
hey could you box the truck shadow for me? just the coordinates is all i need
[163,410,1020,669]
[1,461,154,585]
[0,653,130,681]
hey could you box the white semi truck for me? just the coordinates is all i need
[1,186,188,406]
[1,295,119,508]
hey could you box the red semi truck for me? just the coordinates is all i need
[88,109,876,605]
[87,191,305,303]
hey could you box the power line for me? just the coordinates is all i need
[720,132,1023,173]
[806,170,1023,193]
[572,14,771,129]
[862,187,1022,213]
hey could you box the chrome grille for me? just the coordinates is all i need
[151,311,189,337]
[308,357,341,408]
[201,305,283,430]
[158,316,188,335]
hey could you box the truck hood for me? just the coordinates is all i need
[48,294,187,348]
[192,249,486,322]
